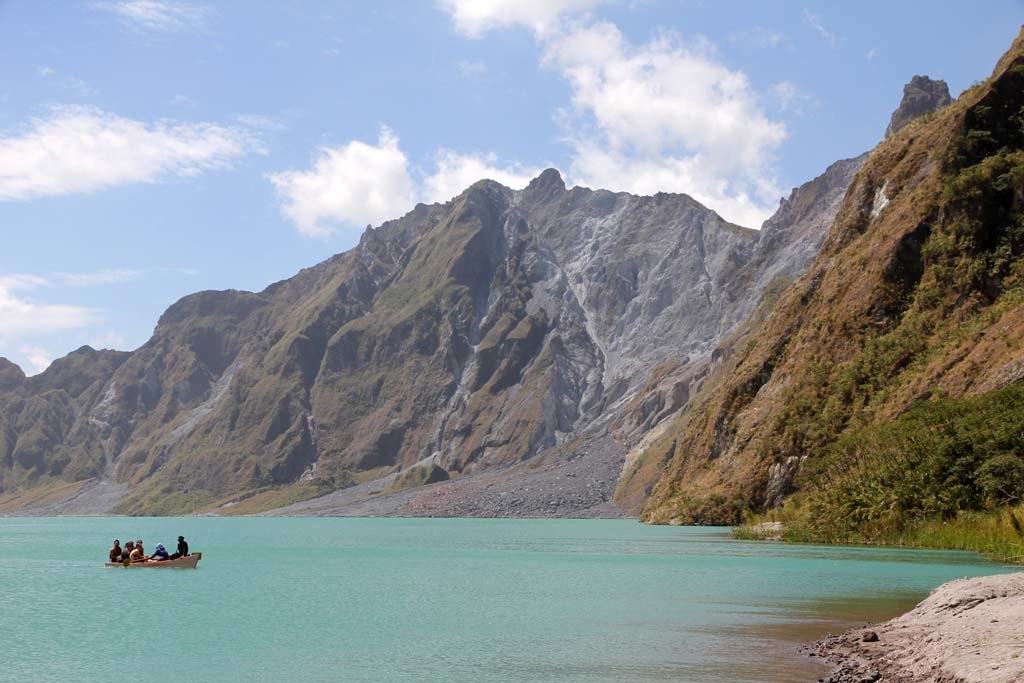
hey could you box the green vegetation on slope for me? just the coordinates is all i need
[767,54,1024,479]
[740,383,1024,562]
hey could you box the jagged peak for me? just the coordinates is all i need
[0,356,26,391]
[526,167,566,192]
[885,74,953,138]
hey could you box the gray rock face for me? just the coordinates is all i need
[0,162,863,514]
[426,174,759,475]
[0,359,25,392]
[615,152,867,445]
[885,75,953,137]
[747,154,869,290]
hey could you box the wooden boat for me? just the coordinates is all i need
[105,552,202,568]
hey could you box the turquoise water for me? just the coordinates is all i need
[0,518,1013,683]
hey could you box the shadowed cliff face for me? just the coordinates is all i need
[885,75,953,138]
[0,144,867,515]
[641,31,1024,525]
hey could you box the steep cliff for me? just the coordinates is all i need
[642,30,1024,526]
[613,152,866,512]
[886,75,953,138]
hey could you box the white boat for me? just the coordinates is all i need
[105,552,202,568]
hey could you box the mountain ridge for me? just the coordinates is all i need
[2,61,963,516]
[0,161,856,515]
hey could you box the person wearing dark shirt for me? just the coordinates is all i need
[151,544,170,561]
[169,535,189,560]
[109,540,122,562]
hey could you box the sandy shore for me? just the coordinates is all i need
[807,572,1024,682]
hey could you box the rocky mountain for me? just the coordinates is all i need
[640,30,1024,526]
[6,50,974,517]
[885,75,953,137]
[0,147,866,515]
[0,359,26,392]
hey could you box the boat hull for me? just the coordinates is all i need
[105,552,202,568]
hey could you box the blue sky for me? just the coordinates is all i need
[0,1,1020,374]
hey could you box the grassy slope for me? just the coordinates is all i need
[641,29,1024,560]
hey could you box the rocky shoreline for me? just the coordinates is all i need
[805,573,1024,683]
[266,434,630,518]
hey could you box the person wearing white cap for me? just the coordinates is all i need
[151,543,170,561]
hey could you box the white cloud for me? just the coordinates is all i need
[544,22,786,227]
[269,129,542,236]
[37,66,56,78]
[802,9,837,47]
[770,81,814,115]
[772,81,799,110]
[0,276,100,339]
[91,1,213,33]
[0,274,50,291]
[728,26,787,49]
[0,106,257,201]
[282,7,790,232]
[423,150,542,203]
[568,145,775,228]
[54,269,143,287]
[267,127,417,237]
[866,48,878,62]
[20,346,55,375]
[158,266,199,276]
[438,0,608,37]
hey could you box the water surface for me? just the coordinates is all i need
[0,518,1012,682]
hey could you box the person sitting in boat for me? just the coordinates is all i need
[122,540,135,561]
[109,539,122,562]
[150,544,170,561]
[169,535,189,560]
[129,540,146,563]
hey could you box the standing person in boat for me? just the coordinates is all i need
[150,543,170,561]
[109,540,122,562]
[169,535,189,560]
